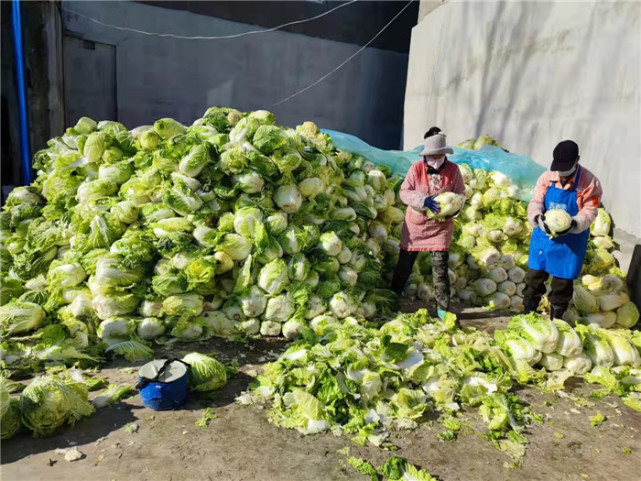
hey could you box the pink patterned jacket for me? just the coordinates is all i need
[399,160,466,251]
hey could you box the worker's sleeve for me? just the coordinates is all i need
[399,165,426,210]
[452,166,466,195]
[572,176,603,233]
[527,174,548,227]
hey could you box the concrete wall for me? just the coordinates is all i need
[60,1,410,150]
[404,1,641,238]
[417,1,446,23]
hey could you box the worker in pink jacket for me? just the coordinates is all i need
[391,132,466,320]
[524,140,603,320]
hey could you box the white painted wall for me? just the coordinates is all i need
[417,1,446,23]
[404,1,641,237]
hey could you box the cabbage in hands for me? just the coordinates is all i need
[543,209,572,237]
[426,192,465,220]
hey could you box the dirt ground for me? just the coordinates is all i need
[2,306,640,481]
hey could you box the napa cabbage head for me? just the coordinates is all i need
[273,184,302,213]
[426,192,465,220]
[239,286,268,318]
[182,352,227,392]
[572,286,599,314]
[544,209,572,236]
[137,317,166,340]
[552,320,583,357]
[507,314,559,354]
[257,259,289,295]
[601,330,641,366]
[590,208,611,236]
[163,293,204,318]
[19,376,95,437]
[563,353,592,374]
[494,330,542,366]
[575,324,615,368]
[0,301,46,335]
[616,302,639,328]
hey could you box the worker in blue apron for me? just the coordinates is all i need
[523,140,601,320]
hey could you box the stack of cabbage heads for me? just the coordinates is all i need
[0,108,404,371]
[493,313,641,410]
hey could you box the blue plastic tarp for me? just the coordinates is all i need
[322,129,545,201]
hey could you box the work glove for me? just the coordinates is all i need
[535,214,551,235]
[424,195,441,214]
[444,209,461,220]
[555,219,578,237]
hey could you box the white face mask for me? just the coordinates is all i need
[557,165,576,177]
[425,156,446,169]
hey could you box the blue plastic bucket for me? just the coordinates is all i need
[137,359,188,411]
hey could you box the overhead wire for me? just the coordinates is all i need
[61,0,415,109]
[271,0,415,107]
[61,1,359,40]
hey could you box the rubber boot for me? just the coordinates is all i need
[522,298,540,315]
[437,309,460,329]
[549,304,567,321]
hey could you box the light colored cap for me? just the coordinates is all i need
[420,134,454,156]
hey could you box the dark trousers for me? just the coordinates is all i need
[522,268,574,314]
[391,249,450,311]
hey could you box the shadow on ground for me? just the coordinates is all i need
[1,334,289,465]
[1,402,141,464]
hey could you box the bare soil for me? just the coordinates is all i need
[2,306,640,481]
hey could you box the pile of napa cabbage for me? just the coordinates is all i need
[242,309,641,459]
[405,152,636,331]
[0,108,404,372]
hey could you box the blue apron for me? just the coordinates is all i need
[528,166,589,280]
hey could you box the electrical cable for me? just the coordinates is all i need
[271,0,414,107]
[61,1,358,41]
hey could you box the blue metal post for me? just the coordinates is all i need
[12,0,31,185]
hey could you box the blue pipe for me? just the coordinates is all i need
[12,0,31,185]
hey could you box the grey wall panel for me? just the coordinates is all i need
[63,36,117,125]
[61,1,409,149]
